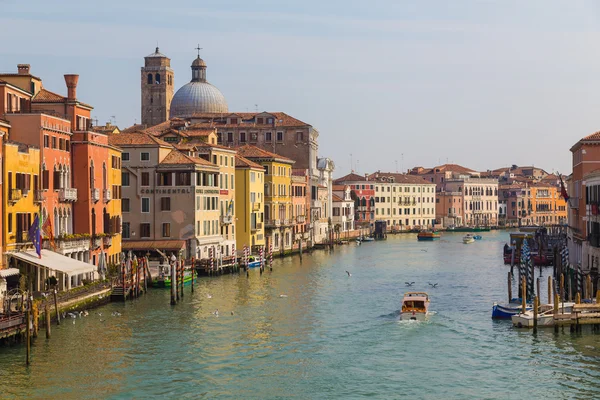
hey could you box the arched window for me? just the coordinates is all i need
[155,73,161,84]
[147,73,152,84]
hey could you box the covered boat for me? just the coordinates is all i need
[400,292,431,321]
[417,231,441,241]
[491,299,532,319]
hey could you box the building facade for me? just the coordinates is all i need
[234,155,265,253]
[332,185,355,236]
[444,177,499,227]
[334,173,375,230]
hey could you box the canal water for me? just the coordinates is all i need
[2,231,600,399]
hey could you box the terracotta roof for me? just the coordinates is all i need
[108,132,171,147]
[191,141,234,151]
[332,185,347,191]
[369,172,434,185]
[120,124,146,133]
[191,112,310,127]
[142,120,172,136]
[582,131,600,141]
[332,194,345,202]
[174,143,197,151]
[334,172,368,183]
[32,88,65,103]
[432,164,476,174]
[235,144,294,163]
[159,150,215,167]
[235,155,263,169]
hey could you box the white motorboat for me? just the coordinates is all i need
[400,292,431,321]
[463,234,475,244]
[511,302,575,328]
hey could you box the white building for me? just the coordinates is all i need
[332,185,355,236]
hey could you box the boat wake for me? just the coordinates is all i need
[379,310,401,319]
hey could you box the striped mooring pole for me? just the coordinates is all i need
[269,243,273,271]
[259,245,264,272]
[231,244,236,271]
[209,247,214,274]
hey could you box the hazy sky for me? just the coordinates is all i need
[3,0,600,176]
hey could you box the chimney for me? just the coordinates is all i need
[365,173,369,181]
[17,64,30,75]
[64,74,79,100]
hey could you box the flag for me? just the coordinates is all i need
[28,214,42,258]
[41,214,56,250]
[228,199,234,214]
[559,174,570,201]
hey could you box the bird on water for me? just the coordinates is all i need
[428,283,438,288]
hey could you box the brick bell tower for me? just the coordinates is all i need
[141,47,174,127]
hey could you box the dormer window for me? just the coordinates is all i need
[267,118,274,124]
[257,117,264,124]
[230,118,238,124]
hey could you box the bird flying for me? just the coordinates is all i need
[405,282,415,286]
[428,283,438,288]
[346,271,352,277]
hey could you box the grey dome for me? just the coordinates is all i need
[170,81,228,117]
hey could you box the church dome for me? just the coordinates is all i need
[170,55,228,118]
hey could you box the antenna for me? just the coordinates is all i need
[356,160,360,174]
[395,160,398,173]
[255,104,258,112]
[350,153,353,173]
[111,115,116,125]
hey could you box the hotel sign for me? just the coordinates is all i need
[140,188,220,195]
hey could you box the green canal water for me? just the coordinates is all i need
[2,231,600,399]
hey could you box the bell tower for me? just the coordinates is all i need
[141,47,174,127]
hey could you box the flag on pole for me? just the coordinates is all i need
[28,214,42,258]
[41,214,56,250]
[559,174,570,201]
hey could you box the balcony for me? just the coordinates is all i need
[34,190,44,203]
[103,189,112,203]
[251,222,263,232]
[265,219,281,228]
[252,202,261,211]
[92,236,101,248]
[53,236,90,251]
[296,215,306,224]
[91,188,100,203]
[9,189,22,203]
[103,235,112,247]
[220,215,233,225]
[59,188,78,202]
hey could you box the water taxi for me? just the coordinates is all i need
[463,234,475,244]
[400,292,431,321]
[417,231,441,241]
[247,255,262,268]
[511,302,575,328]
[152,264,195,288]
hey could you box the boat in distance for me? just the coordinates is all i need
[463,234,475,244]
[417,231,441,241]
[511,302,575,328]
[400,292,431,321]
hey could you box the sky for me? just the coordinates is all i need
[3,0,600,177]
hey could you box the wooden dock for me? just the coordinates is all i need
[553,303,600,329]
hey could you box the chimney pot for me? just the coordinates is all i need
[64,74,79,100]
[17,64,30,75]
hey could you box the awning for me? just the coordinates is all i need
[8,250,96,276]
[122,240,186,251]
[0,268,20,278]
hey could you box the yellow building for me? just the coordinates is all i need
[236,145,294,253]
[3,141,40,253]
[235,155,265,252]
[106,146,123,265]
[0,119,9,268]
[529,184,568,226]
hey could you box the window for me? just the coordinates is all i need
[141,197,150,213]
[141,172,150,186]
[122,152,130,161]
[140,223,151,238]
[158,172,173,186]
[141,152,150,161]
[296,132,303,142]
[122,172,130,186]
[227,132,233,142]
[162,223,171,237]
[122,222,130,238]
[51,136,57,149]
[122,198,130,212]
[147,74,152,84]
[277,131,283,142]
[44,135,49,148]
[240,132,246,142]
[7,213,12,233]
[111,155,121,169]
[265,132,272,142]
[161,197,171,211]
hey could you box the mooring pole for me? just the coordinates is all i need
[548,276,553,305]
[191,257,195,293]
[533,296,538,334]
[508,271,512,303]
[170,261,176,305]
[53,288,60,326]
[26,296,31,366]
[45,302,51,339]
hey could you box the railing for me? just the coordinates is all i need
[220,215,233,225]
[59,187,78,202]
[252,202,261,211]
[296,215,306,223]
[53,237,90,251]
[103,189,112,202]
[91,188,100,202]
[103,236,112,247]
[34,189,44,203]
[92,236,101,248]
[265,219,281,227]
[251,222,263,232]
[9,189,22,202]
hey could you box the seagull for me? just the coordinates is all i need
[346,271,352,277]
[405,282,415,287]
[206,294,212,299]
[72,320,75,325]
[97,313,102,317]
[279,294,288,298]
[421,249,428,252]
[231,311,234,315]
[428,283,439,288]
[213,309,219,316]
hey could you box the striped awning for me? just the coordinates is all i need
[0,268,20,278]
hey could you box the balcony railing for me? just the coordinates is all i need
[92,236,101,248]
[91,188,100,202]
[34,190,44,203]
[52,237,90,251]
[252,202,261,211]
[251,222,263,232]
[296,215,306,224]
[103,236,112,247]
[59,188,78,202]
[265,219,281,227]
[220,215,233,225]
[9,189,22,202]
[103,189,112,202]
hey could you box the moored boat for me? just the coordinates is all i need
[417,231,441,241]
[247,256,262,268]
[463,234,475,244]
[473,235,482,240]
[400,292,431,321]
[362,236,375,242]
[511,302,575,328]
[491,299,532,319]
[152,265,195,288]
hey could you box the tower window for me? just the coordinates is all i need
[147,74,152,84]
[155,73,161,84]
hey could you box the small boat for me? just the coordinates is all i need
[463,234,475,244]
[417,231,441,241]
[152,265,195,288]
[473,235,482,240]
[400,292,431,321]
[491,299,532,319]
[246,255,262,268]
[361,236,375,242]
[511,302,575,328]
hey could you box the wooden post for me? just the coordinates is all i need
[576,292,581,304]
[26,295,31,366]
[560,274,565,304]
[536,277,541,301]
[299,239,303,261]
[508,271,512,303]
[144,258,148,293]
[596,289,600,305]
[533,296,538,334]
[191,257,195,293]
[170,261,176,305]
[548,276,553,305]
[176,261,180,302]
[554,293,560,333]
[53,289,60,326]
[45,302,51,339]
[522,276,527,314]
[588,275,593,301]
[180,258,184,299]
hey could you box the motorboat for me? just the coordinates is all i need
[246,255,262,268]
[400,292,431,321]
[152,264,195,288]
[511,302,575,328]
[473,235,482,240]
[417,231,441,241]
[463,234,475,244]
[361,236,375,242]
[491,299,532,319]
